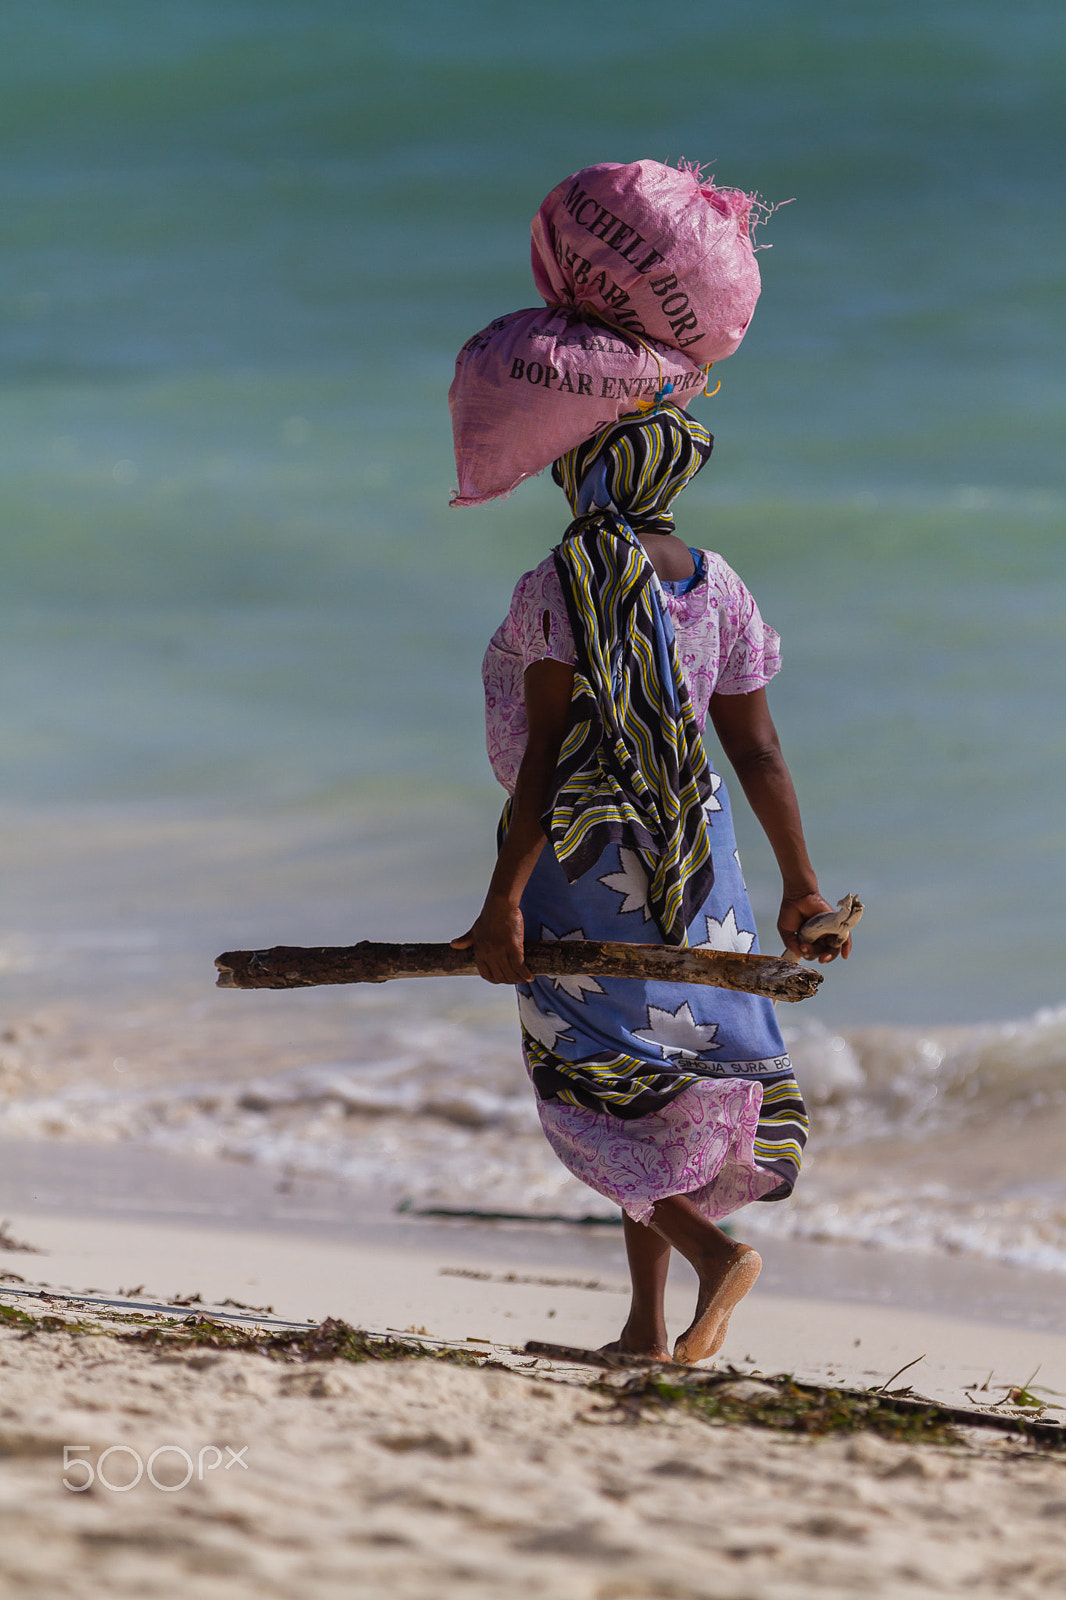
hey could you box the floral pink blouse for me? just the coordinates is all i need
[482,549,782,794]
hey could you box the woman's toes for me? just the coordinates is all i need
[600,1335,672,1361]
[673,1247,762,1365]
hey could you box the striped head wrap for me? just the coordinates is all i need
[551,403,713,535]
[547,406,717,946]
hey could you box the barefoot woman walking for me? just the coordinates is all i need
[454,404,849,1363]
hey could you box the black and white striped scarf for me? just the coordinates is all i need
[546,406,716,946]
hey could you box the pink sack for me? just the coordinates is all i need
[531,160,760,364]
[449,307,705,507]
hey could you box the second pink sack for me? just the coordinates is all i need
[449,307,705,506]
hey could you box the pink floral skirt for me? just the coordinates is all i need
[535,1074,784,1225]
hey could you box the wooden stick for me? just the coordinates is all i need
[215,939,823,1002]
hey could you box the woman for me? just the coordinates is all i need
[454,404,850,1364]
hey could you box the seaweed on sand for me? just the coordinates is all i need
[581,1366,1066,1450]
[594,1369,961,1446]
[0,1303,68,1333]
[1,1301,487,1364]
[3,1299,1064,1450]
[116,1314,489,1367]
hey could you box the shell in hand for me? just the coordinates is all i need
[797,893,865,949]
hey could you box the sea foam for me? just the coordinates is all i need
[2,999,1062,1272]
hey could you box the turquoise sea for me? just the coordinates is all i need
[1,1,1063,1270]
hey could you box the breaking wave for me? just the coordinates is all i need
[1,999,1063,1272]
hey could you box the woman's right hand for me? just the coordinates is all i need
[451,896,532,985]
[778,891,852,964]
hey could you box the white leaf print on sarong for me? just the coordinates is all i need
[517,989,574,1051]
[634,1001,720,1060]
[598,847,655,921]
[704,769,723,818]
[699,906,756,954]
[539,923,605,1002]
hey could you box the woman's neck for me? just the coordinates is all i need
[631,530,697,582]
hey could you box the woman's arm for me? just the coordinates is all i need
[452,658,575,984]
[708,687,850,963]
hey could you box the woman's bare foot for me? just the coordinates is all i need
[608,1213,674,1361]
[672,1244,762,1365]
[599,1334,673,1362]
[600,1311,672,1362]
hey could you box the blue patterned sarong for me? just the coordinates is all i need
[518,746,808,1201]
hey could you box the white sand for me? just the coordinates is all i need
[2,1210,1066,1599]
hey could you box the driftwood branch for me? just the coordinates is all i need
[215,940,822,1003]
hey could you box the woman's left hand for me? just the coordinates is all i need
[451,896,533,985]
[778,891,851,964]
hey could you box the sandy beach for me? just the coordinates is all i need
[3,1187,1065,1600]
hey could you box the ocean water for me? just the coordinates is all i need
[1,2,1063,1278]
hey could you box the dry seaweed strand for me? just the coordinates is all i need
[0,1221,43,1254]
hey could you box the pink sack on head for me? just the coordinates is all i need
[530,160,761,363]
[449,307,705,507]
